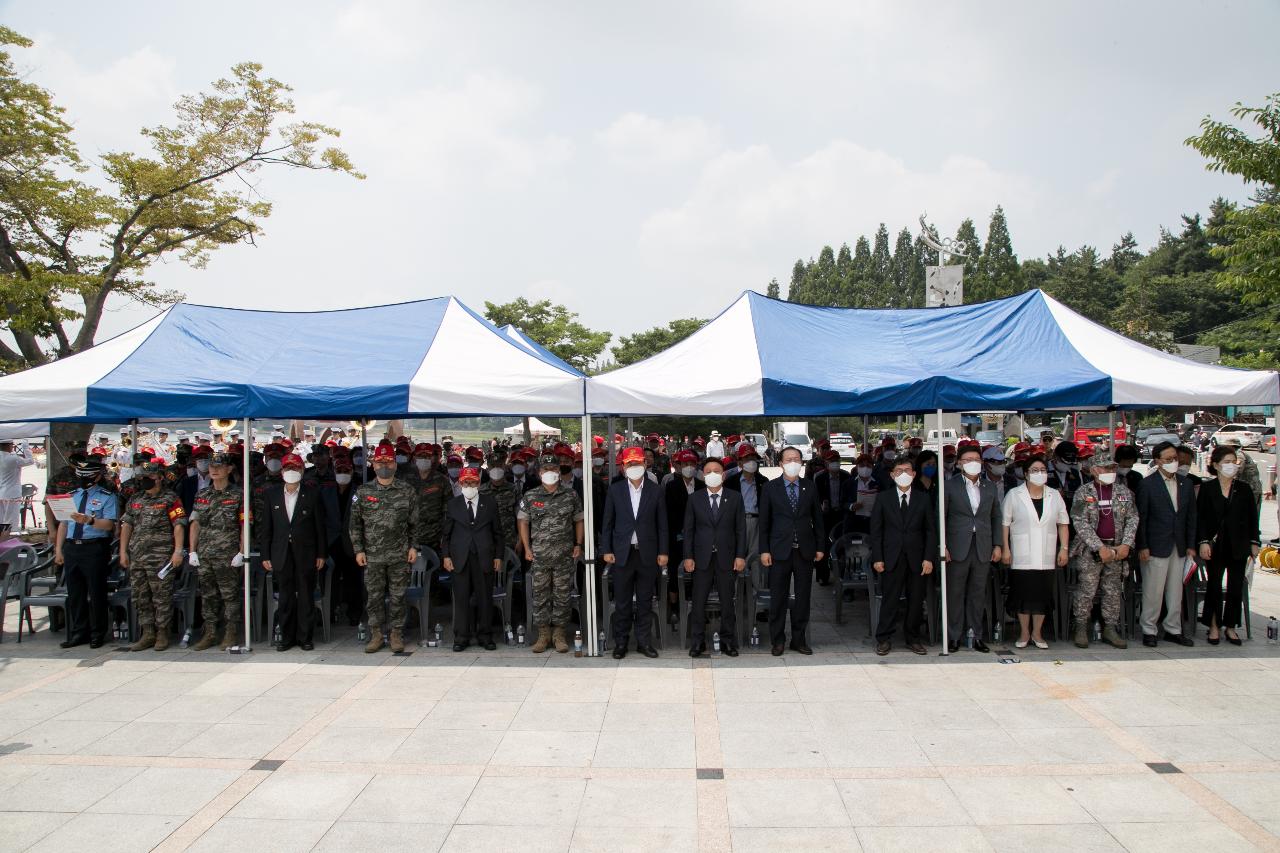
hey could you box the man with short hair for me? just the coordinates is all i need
[1070,451,1136,649]
[601,446,669,659]
[725,444,769,553]
[53,457,117,648]
[839,452,879,535]
[682,455,747,657]
[0,438,34,536]
[1136,441,1197,647]
[869,457,937,655]
[943,444,1002,653]
[349,445,418,653]
[758,446,825,655]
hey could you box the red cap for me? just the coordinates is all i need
[823,449,840,462]
[463,446,483,462]
[1075,440,1096,458]
[881,436,897,448]
[593,435,604,446]
[413,443,432,458]
[263,442,286,458]
[333,458,354,473]
[457,467,481,484]
[908,437,923,448]
[90,446,109,456]
[372,444,396,462]
[735,443,759,460]
[325,439,339,448]
[674,449,698,464]
[620,446,645,466]
[395,436,412,449]
[943,444,957,457]
[192,446,212,458]
[281,453,304,471]
[279,438,294,450]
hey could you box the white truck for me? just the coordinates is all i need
[771,421,813,460]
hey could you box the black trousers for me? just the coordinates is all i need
[612,546,658,648]
[451,552,495,642]
[64,539,111,643]
[276,549,316,643]
[875,554,928,642]
[331,547,363,623]
[1199,554,1247,630]
[691,553,738,646]
[768,549,813,646]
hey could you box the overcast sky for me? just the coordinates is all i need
[4,0,1278,352]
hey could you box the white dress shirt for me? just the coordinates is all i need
[629,480,644,544]
[284,486,299,521]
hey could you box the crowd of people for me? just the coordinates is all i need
[9,420,1276,660]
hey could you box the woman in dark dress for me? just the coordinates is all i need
[1196,445,1262,645]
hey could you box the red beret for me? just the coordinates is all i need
[412,443,432,457]
[457,467,481,484]
[279,438,294,450]
[281,453,304,471]
[620,446,645,466]
[263,443,286,457]
[372,444,396,461]
[465,446,485,461]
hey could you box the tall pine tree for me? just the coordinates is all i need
[954,218,982,282]
[850,236,873,307]
[974,205,1021,301]
[889,227,920,308]
[870,223,892,307]
[766,277,780,299]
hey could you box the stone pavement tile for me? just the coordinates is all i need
[490,730,600,767]
[837,778,972,827]
[458,776,585,826]
[855,825,993,852]
[53,691,170,722]
[0,762,41,793]
[1082,695,1202,727]
[187,816,334,853]
[726,778,851,827]
[719,729,826,768]
[1124,724,1270,763]
[569,825,698,853]
[14,718,125,754]
[1226,724,1280,760]
[1205,668,1280,694]
[576,777,697,828]
[526,680,614,703]
[1193,770,1280,823]
[980,823,1123,852]
[1,764,145,812]
[1167,692,1280,726]
[602,702,693,732]
[1056,774,1213,823]
[0,811,75,853]
[440,823,573,853]
[0,716,35,741]
[82,720,206,756]
[823,732,933,768]
[0,689,94,720]
[1101,820,1255,853]
[804,700,903,733]
[610,681,693,704]
[264,673,363,698]
[189,672,288,697]
[391,728,503,765]
[366,673,459,701]
[1006,728,1137,765]
[713,676,799,704]
[891,699,1000,731]
[111,670,217,695]
[229,769,372,821]
[290,726,413,762]
[510,701,607,732]
[24,812,181,853]
[866,672,967,702]
[956,673,1047,700]
[716,701,806,732]
[325,698,434,729]
[978,698,1093,730]
[39,667,144,693]
[233,694,332,726]
[592,730,695,769]
[172,722,295,759]
[913,729,1035,766]
[420,700,521,731]
[87,766,242,816]
[137,693,252,725]
[946,776,1094,825]
[445,678,535,703]
[792,676,883,702]
[316,820,451,852]
[341,773,479,824]
[1128,670,1245,697]
[730,826,863,853]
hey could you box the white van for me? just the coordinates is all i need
[926,428,958,444]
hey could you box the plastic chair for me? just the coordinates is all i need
[17,561,70,644]
[673,560,746,648]
[828,533,868,625]
[405,546,442,641]
[494,547,520,634]
[0,543,40,642]
[108,567,136,643]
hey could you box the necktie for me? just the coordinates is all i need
[468,500,475,521]
[711,492,720,519]
[72,491,89,539]
[788,481,799,513]
[900,492,908,514]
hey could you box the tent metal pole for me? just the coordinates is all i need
[862,415,868,453]
[581,413,598,656]
[937,408,949,656]
[1020,413,1026,442]
[1107,411,1115,456]
[607,417,617,481]
[129,419,137,457]
[433,419,438,444]
[361,422,367,484]
[240,417,253,653]
[627,417,634,443]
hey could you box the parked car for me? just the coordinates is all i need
[1138,432,1181,460]
[926,428,958,444]
[1213,423,1264,450]
[974,430,1004,448]
[828,432,857,459]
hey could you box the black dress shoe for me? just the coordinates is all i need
[875,639,891,656]
[722,645,739,657]
[1162,631,1194,647]
[612,647,627,659]
[453,641,469,652]
[300,641,314,651]
[483,640,497,651]
[1142,634,1158,647]
[59,637,87,649]
[948,641,959,653]
[89,638,105,649]
[973,639,990,653]
[639,645,659,659]
[789,641,813,655]
[1226,631,1242,646]
[689,643,705,658]
[771,644,785,656]
[276,641,295,652]
[1207,634,1220,646]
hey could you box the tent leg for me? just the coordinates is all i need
[361,421,367,484]
[581,415,598,656]
[937,408,949,656]
[433,418,438,444]
[240,417,253,653]
[862,415,869,453]
[626,418,634,444]
[1107,411,1115,456]
[607,417,617,481]
[129,419,137,458]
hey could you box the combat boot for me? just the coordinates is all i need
[129,627,156,652]
[220,623,238,650]
[191,624,219,651]
[153,629,170,651]
[530,626,551,653]
[552,626,569,654]
[389,629,405,653]
[1073,625,1089,649]
[1101,625,1127,649]
[365,630,385,653]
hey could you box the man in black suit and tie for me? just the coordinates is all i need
[258,454,328,651]
[869,457,938,655]
[758,446,825,656]
[682,456,747,657]
[601,446,669,659]
[441,467,505,651]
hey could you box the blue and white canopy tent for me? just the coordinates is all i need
[499,324,583,377]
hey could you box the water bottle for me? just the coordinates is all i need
[434,623,443,646]
[180,628,191,649]
[1268,617,1277,645]
[598,630,607,651]
[573,630,583,657]
[273,622,282,645]
[1092,620,1102,642]
[750,626,760,647]
[112,621,120,641]
[516,624,526,645]
[505,624,514,645]
[712,631,721,653]
[992,620,1003,642]
[965,628,975,650]
[357,622,367,642]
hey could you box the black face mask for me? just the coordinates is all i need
[137,477,156,490]
[560,465,572,476]
[78,475,98,488]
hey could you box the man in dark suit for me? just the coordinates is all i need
[943,442,1003,653]
[601,446,669,659]
[441,467,505,651]
[758,446,825,656]
[257,453,327,651]
[813,449,849,585]
[664,449,705,625]
[1136,440,1198,647]
[682,456,748,657]
[869,457,938,655]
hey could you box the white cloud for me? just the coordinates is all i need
[596,113,721,169]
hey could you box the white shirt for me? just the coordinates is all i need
[629,479,644,545]
[0,442,34,527]
[284,486,299,521]
[964,476,982,516]
[706,440,725,458]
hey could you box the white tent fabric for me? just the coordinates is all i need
[0,422,50,441]
[502,417,561,437]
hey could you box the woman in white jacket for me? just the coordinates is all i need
[1000,455,1070,649]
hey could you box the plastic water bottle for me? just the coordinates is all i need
[965,628,975,650]
[1268,617,1277,645]
[598,630,607,651]
[180,628,191,649]
[516,624,526,645]
[712,631,721,653]
[992,620,1003,642]
[433,623,443,646]
[357,622,367,642]
[505,624,514,645]
[750,626,760,647]
[573,630,583,657]
[1092,620,1102,642]
[273,622,282,645]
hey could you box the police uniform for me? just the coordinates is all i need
[119,465,186,650]
[59,464,118,647]
[189,471,245,650]
[518,457,583,651]
[349,459,418,651]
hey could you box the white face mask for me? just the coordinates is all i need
[1028,471,1049,486]
[489,467,506,481]
[1097,472,1116,485]
[282,470,303,484]
[512,464,526,476]
[625,465,646,481]
[335,473,352,485]
[592,458,604,468]
[186,466,197,477]
[704,471,724,488]
[742,461,758,474]
[893,473,914,488]
[196,459,210,473]
[856,466,872,478]
[681,465,696,479]
[415,459,432,474]
[460,486,479,501]
[961,460,983,476]
[1218,462,1238,478]
[265,458,283,473]
[541,470,560,486]
[782,461,802,478]
[1160,460,1179,474]
[1177,464,1191,476]
[447,466,461,479]
[395,454,408,465]
[989,464,1006,477]
[827,462,841,472]
[571,467,582,478]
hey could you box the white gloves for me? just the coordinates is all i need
[231,553,244,567]
[188,552,200,567]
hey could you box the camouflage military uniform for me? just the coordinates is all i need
[190,484,244,628]
[349,478,418,631]
[518,485,582,628]
[120,487,186,631]
[1070,480,1138,628]
[412,469,451,555]
[481,476,518,560]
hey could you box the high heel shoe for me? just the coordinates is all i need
[1207,634,1220,645]
[1225,631,1242,646]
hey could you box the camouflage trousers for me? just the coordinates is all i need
[531,553,574,628]
[1073,555,1124,627]
[364,561,410,629]
[129,550,175,630]
[198,548,243,627]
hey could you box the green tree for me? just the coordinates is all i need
[849,235,873,307]
[973,205,1021,301]
[0,29,361,373]
[786,258,808,303]
[1106,232,1142,276]
[1185,92,1280,304]
[889,227,921,308]
[482,297,611,372]
[869,223,892,306]
[611,317,705,366]
[833,242,853,305]
[765,277,780,299]
[953,217,982,282]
